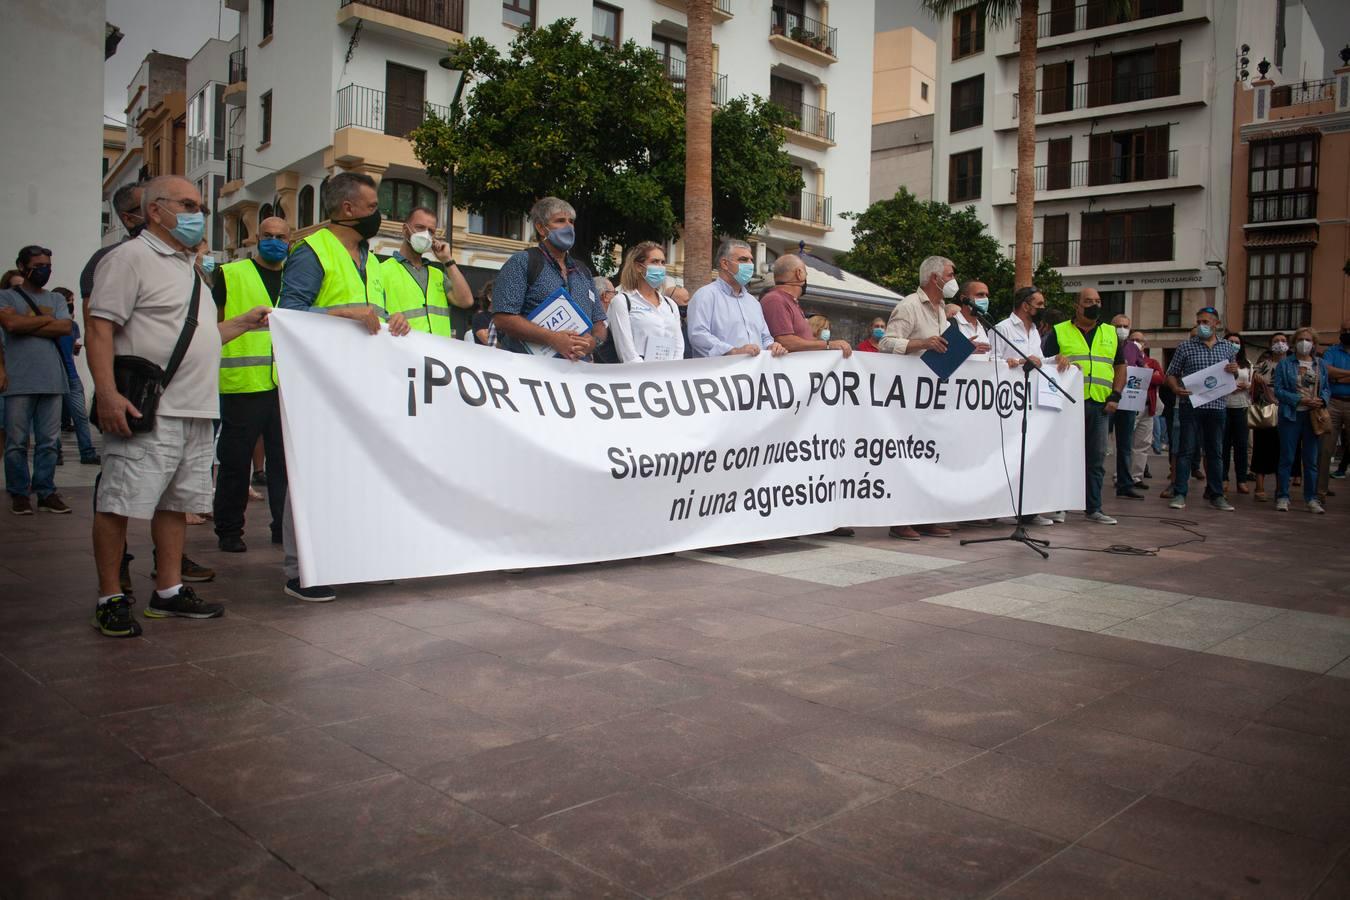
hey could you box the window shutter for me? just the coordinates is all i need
[1088,132,1112,186]
[1088,55,1112,107]
[1155,42,1181,96]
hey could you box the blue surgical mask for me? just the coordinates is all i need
[734,262,754,286]
[199,255,216,274]
[258,238,289,263]
[1197,324,1214,339]
[545,224,576,252]
[169,210,206,249]
[872,327,885,340]
[644,265,666,288]
[972,298,990,315]
[820,329,832,342]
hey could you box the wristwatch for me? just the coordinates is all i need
[1106,390,1122,403]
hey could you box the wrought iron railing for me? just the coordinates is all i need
[1270,78,1336,108]
[1248,190,1317,224]
[1245,302,1310,332]
[770,5,837,57]
[1021,68,1181,115]
[228,48,246,84]
[781,190,831,226]
[1012,150,1178,191]
[335,84,451,137]
[1018,0,1184,40]
[772,99,835,142]
[1020,233,1175,267]
[226,147,243,182]
[339,0,463,32]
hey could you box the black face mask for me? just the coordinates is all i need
[1082,304,1101,321]
[26,265,52,289]
[1029,307,1044,322]
[1341,332,1350,347]
[337,209,382,240]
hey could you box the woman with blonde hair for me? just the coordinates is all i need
[608,241,684,362]
[806,315,831,341]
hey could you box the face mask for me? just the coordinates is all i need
[545,224,575,251]
[258,238,289,262]
[407,230,434,255]
[25,264,52,289]
[941,278,958,299]
[1030,307,1044,322]
[1296,339,1314,356]
[1115,326,1130,340]
[734,262,754,286]
[168,210,206,248]
[1196,324,1214,340]
[872,327,885,340]
[124,215,145,238]
[1082,304,1100,321]
[644,264,666,288]
[339,209,382,240]
[1271,341,1288,354]
[972,298,990,315]
[820,329,832,342]
[1133,340,1145,351]
[199,256,216,274]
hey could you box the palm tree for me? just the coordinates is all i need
[683,0,715,291]
[922,0,1128,287]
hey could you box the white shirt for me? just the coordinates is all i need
[955,312,990,358]
[879,289,947,354]
[608,289,684,362]
[687,277,774,357]
[995,313,1043,363]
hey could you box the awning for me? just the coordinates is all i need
[1244,227,1318,248]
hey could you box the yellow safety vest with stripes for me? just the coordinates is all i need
[218,259,277,393]
[297,226,385,316]
[380,255,454,337]
[1054,319,1118,402]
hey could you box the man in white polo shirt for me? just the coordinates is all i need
[87,175,270,638]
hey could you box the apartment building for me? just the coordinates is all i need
[873,26,936,124]
[932,0,1323,349]
[1225,58,1350,344]
[185,39,233,259]
[209,0,872,301]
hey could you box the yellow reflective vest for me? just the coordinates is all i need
[218,259,277,393]
[380,256,453,337]
[297,226,385,316]
[1053,319,1118,402]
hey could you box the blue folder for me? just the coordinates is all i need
[919,321,975,380]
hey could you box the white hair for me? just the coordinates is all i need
[141,175,195,217]
[529,197,576,234]
[918,256,952,287]
[716,239,752,266]
[593,275,614,294]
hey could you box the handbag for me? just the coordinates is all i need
[1311,405,1332,435]
[1247,401,1278,429]
[94,272,201,435]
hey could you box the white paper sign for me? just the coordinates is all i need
[1118,366,1153,413]
[525,290,592,357]
[644,332,680,362]
[1183,360,1237,408]
[1038,375,1064,410]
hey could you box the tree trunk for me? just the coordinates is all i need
[683,0,714,291]
[1014,0,1038,288]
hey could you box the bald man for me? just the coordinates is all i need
[211,216,292,554]
[761,253,852,357]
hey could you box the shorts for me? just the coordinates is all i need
[96,414,215,519]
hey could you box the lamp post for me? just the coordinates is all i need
[436,56,467,251]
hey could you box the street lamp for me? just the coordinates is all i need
[437,55,467,252]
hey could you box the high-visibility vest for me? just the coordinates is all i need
[297,227,385,316]
[380,256,453,337]
[1054,319,1118,402]
[218,259,277,393]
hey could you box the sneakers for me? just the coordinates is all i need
[1115,488,1145,501]
[151,551,216,583]
[1169,496,1186,510]
[285,578,336,603]
[1275,497,1290,512]
[1050,511,1066,523]
[1210,496,1235,511]
[36,493,71,514]
[1086,511,1118,525]
[217,535,247,553]
[145,586,224,619]
[93,595,142,638]
[10,494,32,516]
[1028,515,1055,526]
[1308,499,1326,515]
[1332,471,1347,480]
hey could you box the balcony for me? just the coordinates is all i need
[654,0,733,21]
[224,49,246,106]
[776,190,832,230]
[658,59,729,106]
[997,0,1207,56]
[769,6,837,66]
[1008,150,1179,194]
[771,99,835,150]
[1245,302,1311,332]
[333,84,450,169]
[225,147,243,184]
[997,62,1204,130]
[1271,78,1337,109]
[1248,190,1317,225]
[1022,233,1175,269]
[337,0,463,48]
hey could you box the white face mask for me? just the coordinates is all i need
[1116,326,1130,340]
[1296,339,1314,356]
[941,277,959,299]
[1271,341,1288,354]
[407,230,434,255]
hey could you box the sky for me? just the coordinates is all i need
[104,0,237,123]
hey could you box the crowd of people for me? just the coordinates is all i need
[2,177,1346,639]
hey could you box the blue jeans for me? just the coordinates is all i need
[1152,413,1167,453]
[1173,406,1226,499]
[4,393,62,499]
[1084,400,1110,514]
[1277,411,1319,502]
[62,374,97,461]
[1113,409,1136,492]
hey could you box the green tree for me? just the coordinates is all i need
[410,20,800,272]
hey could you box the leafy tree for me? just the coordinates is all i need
[410,20,800,272]
[837,188,1073,321]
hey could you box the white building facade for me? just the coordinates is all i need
[186,38,233,262]
[932,0,1322,348]
[212,0,873,292]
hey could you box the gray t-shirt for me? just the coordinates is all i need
[90,231,222,419]
[0,287,71,396]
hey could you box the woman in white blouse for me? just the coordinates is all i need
[608,241,685,363]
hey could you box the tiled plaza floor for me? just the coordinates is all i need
[2,460,1349,898]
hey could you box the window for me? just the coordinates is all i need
[770,75,805,120]
[950,75,983,131]
[378,179,437,222]
[1042,214,1069,265]
[652,35,686,87]
[952,5,985,60]
[592,3,621,48]
[212,84,226,160]
[1046,138,1072,190]
[948,149,982,203]
[1245,249,1310,331]
[259,90,272,146]
[1163,288,1182,327]
[259,203,274,225]
[1087,125,1170,186]
[261,0,274,40]
[1248,137,1318,223]
[1087,43,1180,108]
[298,185,314,228]
[319,176,330,221]
[1080,205,1174,266]
[503,0,534,28]
[211,174,224,247]
[1098,291,1126,321]
[469,206,523,241]
[921,82,929,101]
[1040,61,1073,114]
[385,62,427,137]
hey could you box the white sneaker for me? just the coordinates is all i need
[1275,497,1290,512]
[1308,499,1326,514]
[1086,511,1118,525]
[1169,496,1186,510]
[1029,515,1054,526]
[1050,511,1066,523]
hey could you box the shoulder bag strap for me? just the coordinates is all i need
[162,272,202,388]
[12,285,45,316]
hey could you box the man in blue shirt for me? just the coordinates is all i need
[1316,318,1350,499]
[687,239,786,359]
[491,197,607,359]
[1165,306,1240,511]
[52,287,98,465]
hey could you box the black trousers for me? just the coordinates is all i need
[213,390,287,541]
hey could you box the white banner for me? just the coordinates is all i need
[269,311,1085,586]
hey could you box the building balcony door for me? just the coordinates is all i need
[385,62,427,137]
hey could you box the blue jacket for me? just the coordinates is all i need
[1273,355,1331,422]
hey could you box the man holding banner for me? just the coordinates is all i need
[687,239,786,360]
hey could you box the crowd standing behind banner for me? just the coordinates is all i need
[0,186,1342,638]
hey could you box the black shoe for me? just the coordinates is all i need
[145,586,224,620]
[1133,480,1150,490]
[93,595,142,637]
[152,551,217,582]
[1115,488,1145,500]
[284,578,336,603]
[1143,466,1153,479]
[217,535,247,553]
[825,527,855,537]
[119,552,135,594]
[271,529,283,546]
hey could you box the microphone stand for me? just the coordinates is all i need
[958,306,1076,559]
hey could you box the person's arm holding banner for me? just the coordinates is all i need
[490,253,589,361]
[218,306,273,344]
[277,243,393,336]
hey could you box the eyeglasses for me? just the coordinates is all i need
[155,197,210,216]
